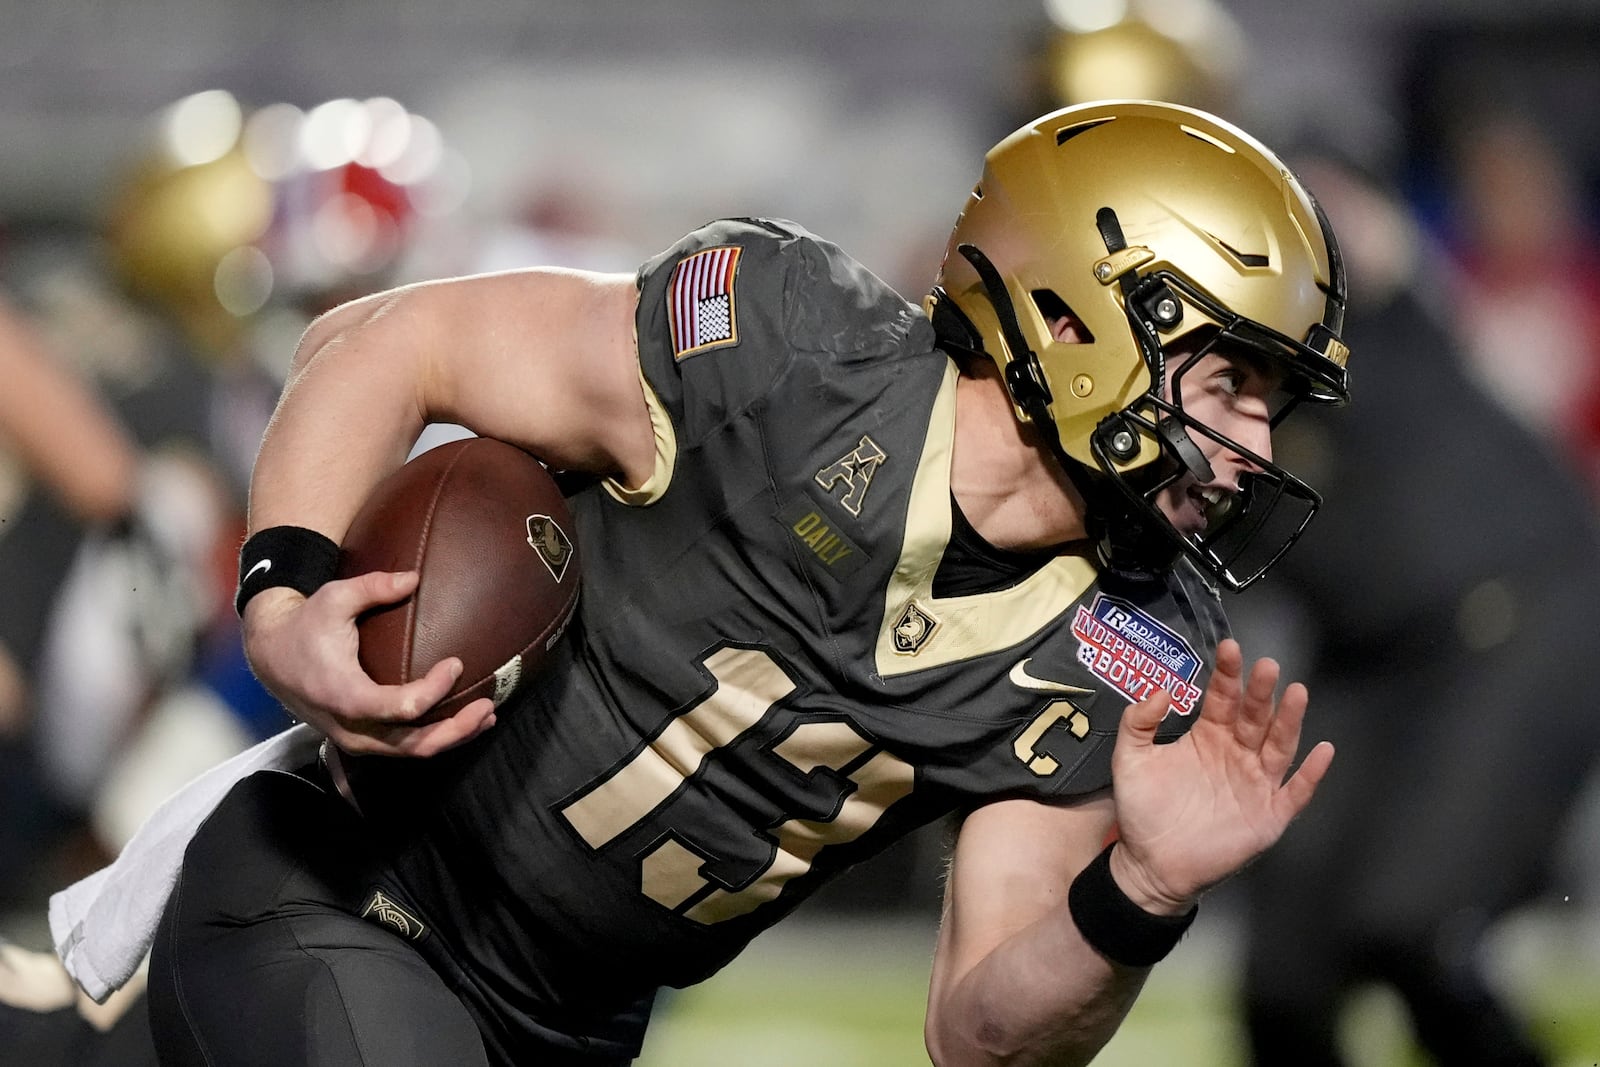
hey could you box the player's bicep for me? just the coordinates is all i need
[417,269,652,482]
[930,794,1116,996]
[298,268,651,484]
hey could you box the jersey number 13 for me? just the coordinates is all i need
[558,646,914,924]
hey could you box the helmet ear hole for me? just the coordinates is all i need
[1030,289,1095,343]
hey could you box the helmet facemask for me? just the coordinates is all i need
[1090,316,1329,592]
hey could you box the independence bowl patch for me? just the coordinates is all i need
[1071,594,1204,715]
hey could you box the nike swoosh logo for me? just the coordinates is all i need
[1009,659,1095,695]
[245,558,273,582]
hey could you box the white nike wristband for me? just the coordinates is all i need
[234,526,342,617]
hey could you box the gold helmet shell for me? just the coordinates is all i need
[932,99,1347,470]
[106,144,275,359]
[928,100,1349,589]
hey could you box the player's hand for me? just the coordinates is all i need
[1105,638,1333,914]
[241,571,498,757]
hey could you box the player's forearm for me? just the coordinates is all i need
[927,906,1151,1067]
[247,291,432,539]
[0,306,138,522]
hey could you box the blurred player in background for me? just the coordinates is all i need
[1234,148,1600,1067]
[56,87,466,850]
[116,97,1353,1067]
[1445,108,1600,496]
[2,88,458,1066]
[0,292,143,889]
[1018,0,1245,127]
[0,292,171,1067]
[1032,6,1600,1065]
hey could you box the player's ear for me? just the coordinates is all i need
[1032,289,1093,344]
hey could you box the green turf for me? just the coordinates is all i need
[636,913,1600,1067]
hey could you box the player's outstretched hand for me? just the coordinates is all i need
[1105,638,1334,914]
[241,572,498,757]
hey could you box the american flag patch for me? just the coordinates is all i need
[667,246,741,359]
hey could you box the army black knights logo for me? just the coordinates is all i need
[815,434,886,517]
[361,889,427,941]
[891,601,939,655]
[526,514,575,583]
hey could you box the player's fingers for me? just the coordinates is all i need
[1117,688,1174,751]
[1196,638,1245,728]
[342,698,498,758]
[391,698,499,757]
[323,656,464,731]
[1233,655,1282,751]
[1277,739,1335,817]
[322,570,419,616]
[1260,681,1310,781]
[411,655,468,705]
[380,658,465,722]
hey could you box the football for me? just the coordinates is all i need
[337,435,581,718]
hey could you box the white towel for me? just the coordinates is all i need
[47,723,322,1003]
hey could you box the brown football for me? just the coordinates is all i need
[337,436,580,718]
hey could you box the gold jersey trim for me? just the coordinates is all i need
[875,360,1098,676]
[603,362,678,506]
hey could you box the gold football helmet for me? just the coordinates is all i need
[106,90,436,366]
[928,100,1349,590]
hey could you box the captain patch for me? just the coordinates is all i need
[667,245,741,359]
[1071,594,1204,715]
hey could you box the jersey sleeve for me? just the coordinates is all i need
[632,217,931,449]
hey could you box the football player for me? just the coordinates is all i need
[136,100,1349,1066]
[1234,150,1595,1067]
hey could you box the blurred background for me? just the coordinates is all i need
[2,0,1600,1063]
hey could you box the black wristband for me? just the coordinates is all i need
[235,525,342,617]
[1068,843,1197,968]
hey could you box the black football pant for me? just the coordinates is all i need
[148,762,644,1067]
[146,768,493,1066]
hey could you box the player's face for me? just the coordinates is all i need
[1045,313,1283,539]
[1154,343,1280,537]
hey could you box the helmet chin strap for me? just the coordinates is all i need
[1094,207,1215,488]
[955,243,1053,413]
[1157,401,1216,485]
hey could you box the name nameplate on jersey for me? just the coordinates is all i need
[1071,594,1203,715]
[778,497,868,579]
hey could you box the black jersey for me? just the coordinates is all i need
[348,219,1228,1060]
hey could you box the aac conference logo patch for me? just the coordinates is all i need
[1070,594,1203,716]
